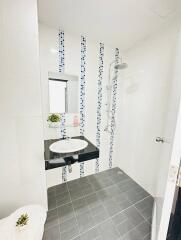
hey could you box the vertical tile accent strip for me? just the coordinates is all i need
[95,43,104,173]
[58,29,67,182]
[59,30,65,73]
[80,36,87,177]
[109,48,119,169]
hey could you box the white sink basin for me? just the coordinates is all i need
[49,139,88,153]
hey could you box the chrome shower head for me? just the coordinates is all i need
[114,63,128,70]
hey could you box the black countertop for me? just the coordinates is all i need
[44,136,99,170]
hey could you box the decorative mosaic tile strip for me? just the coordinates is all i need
[58,30,65,73]
[60,113,66,138]
[80,36,87,177]
[109,48,119,169]
[95,43,104,173]
[58,29,67,182]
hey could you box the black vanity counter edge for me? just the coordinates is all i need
[44,136,99,170]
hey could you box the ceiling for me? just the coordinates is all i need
[38,0,181,50]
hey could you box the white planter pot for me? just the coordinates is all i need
[48,122,60,128]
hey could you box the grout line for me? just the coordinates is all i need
[56,183,69,240]
[61,182,81,237]
[109,214,124,239]
[134,198,153,225]
[118,218,148,239]
[69,195,152,240]
[143,232,150,239]
[134,205,150,224]
[47,172,153,239]
[48,176,138,211]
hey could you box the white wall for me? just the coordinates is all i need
[114,22,180,196]
[39,23,117,187]
[0,0,47,217]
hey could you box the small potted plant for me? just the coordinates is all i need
[16,213,29,231]
[47,113,61,128]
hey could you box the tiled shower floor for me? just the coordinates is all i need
[43,167,154,240]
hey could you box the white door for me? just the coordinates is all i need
[152,31,181,240]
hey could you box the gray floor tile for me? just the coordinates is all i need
[81,184,95,196]
[80,227,101,240]
[56,182,68,196]
[122,228,143,240]
[124,206,145,227]
[96,189,110,202]
[112,212,127,226]
[117,199,133,211]
[45,209,59,229]
[58,203,75,223]
[116,179,135,193]
[147,217,152,225]
[135,196,154,220]
[73,237,81,240]
[99,177,114,188]
[91,203,106,216]
[87,174,97,182]
[125,187,149,204]
[45,168,153,240]
[84,193,101,208]
[95,237,104,240]
[48,196,57,210]
[72,197,87,208]
[59,216,78,232]
[61,225,79,240]
[141,207,153,220]
[56,191,71,207]
[93,210,109,225]
[110,172,130,184]
[143,233,151,240]
[98,220,120,240]
[89,180,103,191]
[104,185,121,197]
[77,210,95,233]
[72,198,89,216]
[48,186,56,194]
[103,198,121,217]
[48,189,56,198]
[117,219,134,236]
[107,167,123,177]
[89,173,113,189]
[135,221,151,238]
[78,176,91,187]
[91,204,109,225]
[47,208,58,220]
[69,188,84,200]
[43,225,60,240]
[67,179,80,190]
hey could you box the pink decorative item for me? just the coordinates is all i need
[73,115,79,127]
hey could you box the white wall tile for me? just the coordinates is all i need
[0,0,47,217]
[39,23,116,187]
[114,22,180,195]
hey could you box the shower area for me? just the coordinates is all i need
[112,24,181,240]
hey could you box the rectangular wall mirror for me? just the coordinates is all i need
[48,72,79,114]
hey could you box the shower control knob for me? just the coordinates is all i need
[156,137,164,143]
